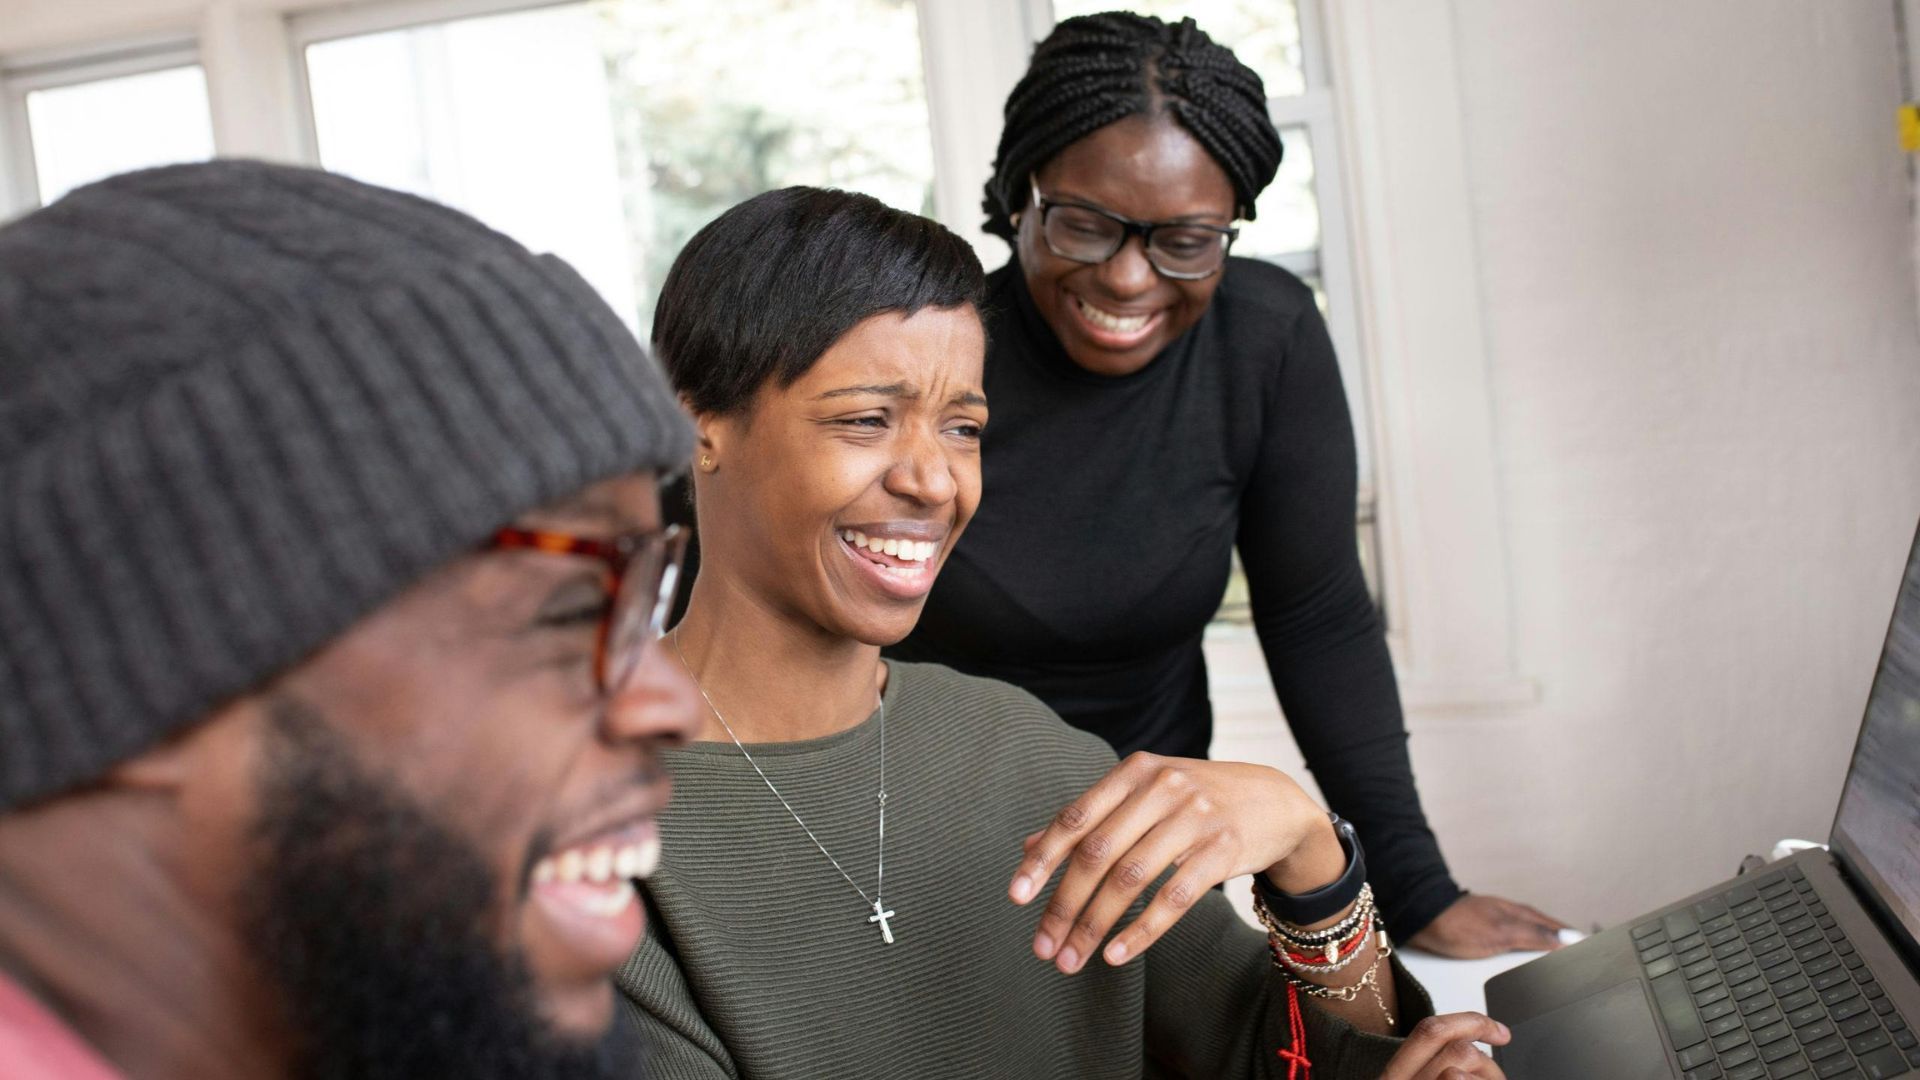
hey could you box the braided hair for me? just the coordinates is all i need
[982,12,1283,241]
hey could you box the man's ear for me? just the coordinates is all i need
[104,697,260,794]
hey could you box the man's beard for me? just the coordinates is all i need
[239,697,643,1080]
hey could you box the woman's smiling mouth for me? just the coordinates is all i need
[1066,292,1163,349]
[836,526,945,599]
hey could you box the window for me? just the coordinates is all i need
[298,0,936,334]
[303,5,643,328]
[2,43,215,208]
[1047,0,1379,616]
[597,0,935,328]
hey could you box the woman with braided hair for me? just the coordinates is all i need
[889,11,1568,959]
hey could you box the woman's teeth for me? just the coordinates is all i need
[532,835,661,889]
[840,529,938,563]
[1075,295,1151,334]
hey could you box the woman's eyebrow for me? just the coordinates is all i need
[1051,189,1230,224]
[814,383,915,401]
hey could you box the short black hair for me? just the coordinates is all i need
[982,12,1283,241]
[653,187,987,416]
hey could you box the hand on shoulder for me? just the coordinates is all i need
[1008,751,1343,973]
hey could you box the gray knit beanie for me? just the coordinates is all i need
[0,160,693,811]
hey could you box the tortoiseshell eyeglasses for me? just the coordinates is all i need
[489,524,689,697]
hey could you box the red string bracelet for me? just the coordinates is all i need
[1276,983,1312,1079]
[1280,911,1373,968]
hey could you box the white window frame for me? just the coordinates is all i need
[285,0,585,166]
[1322,0,1536,707]
[917,0,1052,256]
[1269,0,1372,508]
[0,35,205,213]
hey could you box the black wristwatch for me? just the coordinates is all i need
[1254,813,1368,925]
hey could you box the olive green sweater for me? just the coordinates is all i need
[618,661,1430,1078]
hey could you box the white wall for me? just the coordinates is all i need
[1220,0,1920,931]
[1465,0,1919,919]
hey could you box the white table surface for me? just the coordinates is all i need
[1398,930,1586,1016]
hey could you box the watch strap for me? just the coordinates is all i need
[1255,813,1368,925]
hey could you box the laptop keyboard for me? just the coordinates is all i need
[1632,865,1919,1080]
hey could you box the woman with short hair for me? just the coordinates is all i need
[888,11,1566,959]
[619,185,1507,1078]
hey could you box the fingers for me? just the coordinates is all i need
[1045,816,1194,972]
[1010,753,1158,906]
[1514,902,1574,931]
[1379,1013,1510,1080]
[1102,841,1231,968]
[1014,754,1311,974]
[1489,897,1567,952]
[1503,917,1563,953]
[1412,895,1571,958]
[1507,899,1574,949]
[1432,1065,1505,1080]
[1029,770,1194,969]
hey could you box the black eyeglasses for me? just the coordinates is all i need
[1029,176,1239,281]
[489,524,688,698]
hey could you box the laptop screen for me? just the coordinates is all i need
[1830,522,1920,963]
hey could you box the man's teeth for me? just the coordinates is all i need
[576,887,635,917]
[840,529,938,563]
[1075,295,1151,333]
[532,835,662,888]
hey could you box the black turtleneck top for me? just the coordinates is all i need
[888,257,1462,937]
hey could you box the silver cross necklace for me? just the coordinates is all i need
[669,631,895,943]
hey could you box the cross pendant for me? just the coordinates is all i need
[868,899,896,944]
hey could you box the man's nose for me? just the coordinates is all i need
[603,639,701,748]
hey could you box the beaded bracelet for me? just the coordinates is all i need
[1252,880,1398,1030]
[1274,911,1375,974]
[1256,883,1375,952]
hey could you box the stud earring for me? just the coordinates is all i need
[700,454,714,470]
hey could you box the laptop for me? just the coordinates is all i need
[1486,521,1920,1080]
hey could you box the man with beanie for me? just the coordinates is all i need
[0,160,699,1079]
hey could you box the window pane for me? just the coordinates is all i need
[307,5,643,325]
[1049,0,1305,98]
[304,0,936,334]
[1236,124,1317,257]
[598,0,935,331]
[26,65,215,205]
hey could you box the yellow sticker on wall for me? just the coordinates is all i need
[1902,103,1920,153]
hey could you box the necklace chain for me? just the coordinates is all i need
[669,631,888,916]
